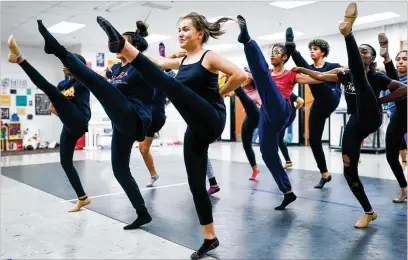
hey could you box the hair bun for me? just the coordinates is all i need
[136,21,148,37]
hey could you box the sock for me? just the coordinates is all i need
[190,237,219,259]
[79,196,88,201]
[96,16,126,53]
[208,177,217,186]
[237,15,251,45]
[37,20,68,59]
[285,27,296,56]
[123,211,152,230]
[275,192,297,210]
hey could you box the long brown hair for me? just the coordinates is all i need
[178,12,235,44]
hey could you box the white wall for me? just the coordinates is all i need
[1,44,65,142]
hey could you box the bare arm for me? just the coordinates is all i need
[143,52,184,70]
[295,73,323,84]
[295,97,304,110]
[378,80,407,104]
[293,67,340,83]
[49,103,58,116]
[207,52,247,96]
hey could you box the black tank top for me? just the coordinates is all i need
[175,50,226,112]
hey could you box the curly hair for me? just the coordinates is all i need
[308,39,330,57]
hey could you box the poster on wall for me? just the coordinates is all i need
[1,78,10,88]
[16,108,26,115]
[35,94,51,115]
[0,95,11,106]
[2,88,7,94]
[26,88,32,95]
[1,108,9,119]
[29,100,33,106]
[16,95,27,106]
[10,89,17,94]
[96,52,105,67]
[17,79,27,89]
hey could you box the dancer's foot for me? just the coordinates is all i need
[283,162,293,169]
[190,237,219,259]
[314,175,332,189]
[96,16,126,53]
[37,20,68,58]
[123,212,152,230]
[339,2,358,36]
[275,192,297,210]
[285,27,296,55]
[7,35,22,63]
[392,190,407,203]
[68,197,91,212]
[249,169,260,180]
[378,33,390,60]
[237,15,251,45]
[208,186,220,195]
[354,212,377,228]
[146,175,159,187]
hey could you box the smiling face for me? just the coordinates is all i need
[177,18,204,50]
[396,51,407,75]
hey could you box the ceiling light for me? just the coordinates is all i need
[47,21,85,34]
[206,44,236,51]
[93,2,117,10]
[338,12,400,25]
[106,2,137,12]
[145,34,172,43]
[269,1,317,9]
[208,16,234,24]
[258,31,304,41]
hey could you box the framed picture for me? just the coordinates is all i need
[1,108,9,119]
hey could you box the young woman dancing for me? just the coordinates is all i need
[235,18,322,210]
[94,13,246,259]
[292,2,407,227]
[8,36,91,213]
[378,34,407,202]
[285,28,342,189]
[36,20,157,230]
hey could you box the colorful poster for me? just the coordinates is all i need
[96,52,105,67]
[26,88,32,95]
[16,95,27,106]
[108,59,118,66]
[16,107,26,115]
[0,95,11,106]
[1,108,9,119]
[1,88,7,94]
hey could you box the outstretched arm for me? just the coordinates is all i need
[295,73,323,84]
[293,67,340,83]
[378,80,407,104]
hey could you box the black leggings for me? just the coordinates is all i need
[56,52,148,215]
[234,87,260,167]
[342,33,382,212]
[278,111,296,162]
[130,53,226,225]
[384,61,408,188]
[291,52,341,173]
[19,60,87,198]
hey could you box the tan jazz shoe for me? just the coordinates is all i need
[392,191,407,203]
[354,212,377,228]
[339,2,358,36]
[378,33,389,58]
[68,198,91,212]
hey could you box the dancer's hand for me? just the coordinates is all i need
[169,50,187,59]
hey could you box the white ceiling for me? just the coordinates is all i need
[1,1,407,55]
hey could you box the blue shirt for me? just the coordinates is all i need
[57,77,91,122]
[382,74,407,113]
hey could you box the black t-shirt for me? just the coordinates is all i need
[57,78,91,122]
[337,70,391,114]
[308,62,342,104]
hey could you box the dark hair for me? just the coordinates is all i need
[396,50,407,60]
[308,39,330,57]
[178,12,234,44]
[270,43,289,64]
[360,44,377,72]
[123,20,149,52]
[73,53,86,65]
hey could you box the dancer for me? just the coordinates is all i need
[279,92,304,169]
[285,28,342,189]
[224,70,262,180]
[36,20,156,230]
[378,34,407,202]
[292,2,407,227]
[7,36,91,213]
[235,17,322,210]
[95,13,246,259]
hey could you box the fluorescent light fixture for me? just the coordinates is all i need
[258,31,304,41]
[206,44,236,51]
[338,12,400,25]
[208,16,234,24]
[93,2,117,10]
[106,2,136,12]
[269,1,317,9]
[145,34,172,43]
[47,21,85,34]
